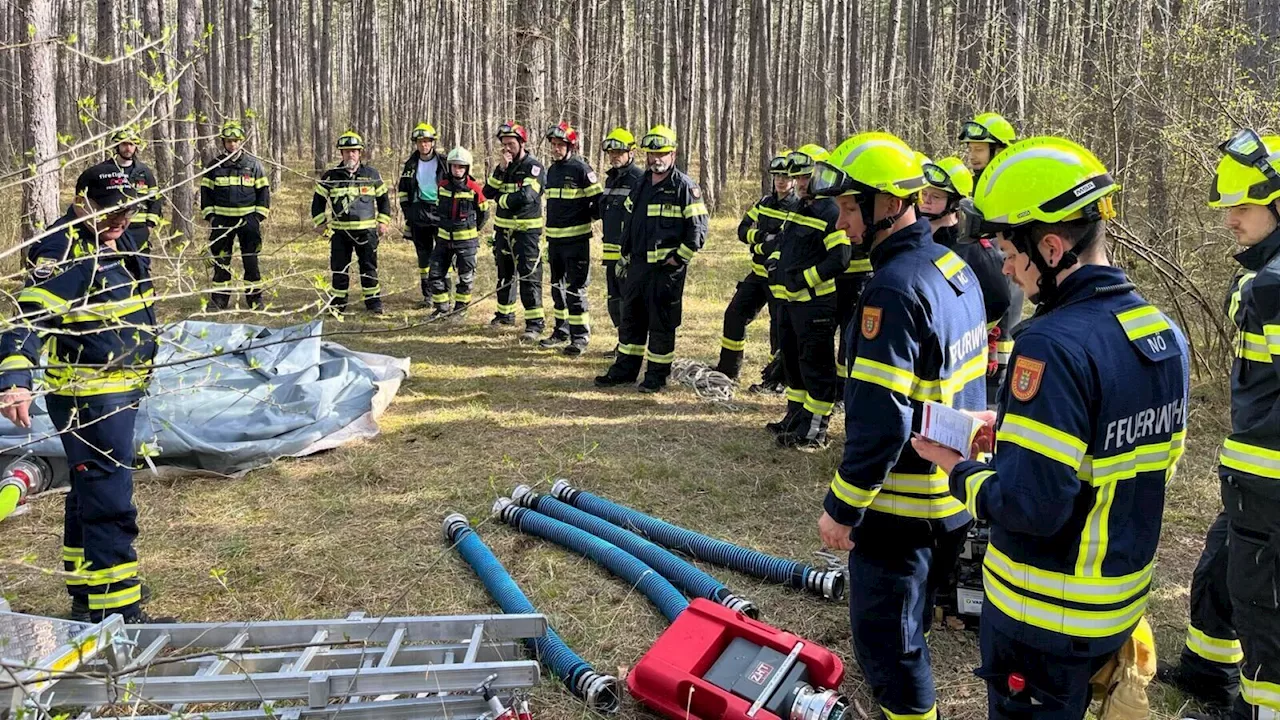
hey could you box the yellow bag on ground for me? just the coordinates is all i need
[1090,616,1157,720]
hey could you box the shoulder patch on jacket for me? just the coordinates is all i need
[691,186,701,199]
[587,171,598,184]
[1113,305,1180,363]
[861,306,882,340]
[1010,355,1045,402]
[530,165,540,177]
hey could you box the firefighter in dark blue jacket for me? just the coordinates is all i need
[713,149,798,381]
[201,120,271,310]
[1160,129,1280,720]
[913,136,1191,719]
[0,162,162,623]
[109,129,162,254]
[767,144,851,449]
[540,121,603,355]
[311,131,390,314]
[599,128,644,352]
[487,121,547,340]
[811,132,988,720]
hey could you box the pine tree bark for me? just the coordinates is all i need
[173,0,201,243]
[20,0,59,240]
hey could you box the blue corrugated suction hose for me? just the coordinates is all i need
[511,484,758,618]
[442,513,619,713]
[491,498,690,623]
[548,479,846,601]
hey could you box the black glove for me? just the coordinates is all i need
[784,269,807,293]
[616,254,631,282]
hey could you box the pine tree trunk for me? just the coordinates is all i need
[174,0,201,243]
[20,0,60,240]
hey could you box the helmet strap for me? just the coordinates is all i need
[860,194,910,245]
[1270,200,1280,225]
[919,194,961,221]
[1015,220,1096,305]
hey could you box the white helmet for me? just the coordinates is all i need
[447,146,473,167]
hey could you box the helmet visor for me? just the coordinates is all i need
[1219,128,1280,194]
[640,133,674,152]
[809,161,859,197]
[922,162,955,193]
[602,138,629,152]
[769,155,791,174]
[958,121,995,143]
[497,123,523,140]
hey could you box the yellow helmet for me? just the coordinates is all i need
[1209,129,1280,208]
[336,131,364,150]
[787,143,829,177]
[923,156,974,198]
[958,112,1017,146]
[972,136,1118,231]
[769,148,793,176]
[639,125,677,153]
[411,123,438,141]
[602,127,636,152]
[811,132,925,199]
[219,120,246,141]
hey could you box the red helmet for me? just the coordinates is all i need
[496,121,529,144]
[546,121,579,147]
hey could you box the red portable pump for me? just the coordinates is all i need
[628,598,848,720]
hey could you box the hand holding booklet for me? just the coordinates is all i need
[918,401,993,460]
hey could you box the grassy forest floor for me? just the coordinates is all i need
[0,168,1231,719]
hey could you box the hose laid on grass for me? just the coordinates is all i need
[510,484,757,617]
[549,479,846,601]
[492,498,690,623]
[442,514,619,713]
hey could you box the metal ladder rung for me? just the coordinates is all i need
[166,629,249,715]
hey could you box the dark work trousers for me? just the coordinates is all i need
[716,273,775,381]
[548,238,591,342]
[409,222,439,299]
[1175,511,1242,706]
[835,274,869,381]
[977,622,1115,720]
[428,240,478,311]
[49,392,143,620]
[777,297,839,440]
[493,228,545,330]
[604,260,622,329]
[330,229,381,311]
[209,215,263,308]
[610,261,687,383]
[1220,470,1280,720]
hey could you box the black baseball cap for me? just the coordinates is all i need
[75,160,139,211]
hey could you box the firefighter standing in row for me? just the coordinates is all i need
[915,137,1191,719]
[200,120,271,310]
[920,156,1011,406]
[0,163,164,623]
[1159,129,1280,720]
[599,128,645,355]
[398,123,448,306]
[487,122,547,340]
[813,132,987,720]
[594,125,709,392]
[541,122,603,356]
[426,147,490,320]
[311,131,389,315]
[713,149,798,382]
[767,144,850,449]
[825,148,875,393]
[110,129,162,253]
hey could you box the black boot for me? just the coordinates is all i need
[715,350,743,382]
[766,400,804,436]
[490,313,516,327]
[564,338,589,357]
[595,358,640,387]
[1156,662,1237,714]
[539,329,570,348]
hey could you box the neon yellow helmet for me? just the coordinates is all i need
[111,128,142,145]
[336,131,364,150]
[923,156,974,198]
[972,136,1118,230]
[787,144,829,177]
[769,148,793,176]
[810,132,925,199]
[640,125,677,153]
[958,112,1017,146]
[219,121,246,141]
[447,146,474,167]
[1209,129,1280,208]
[602,127,636,152]
[411,123,438,141]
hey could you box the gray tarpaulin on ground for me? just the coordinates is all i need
[0,320,409,478]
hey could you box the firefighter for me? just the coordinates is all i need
[712,149,798,382]
[1159,129,1280,720]
[811,132,986,720]
[311,131,390,314]
[960,112,1022,385]
[427,147,490,320]
[200,120,270,309]
[487,121,547,340]
[599,127,644,356]
[109,129,162,253]
[920,156,1012,407]
[913,136,1191,719]
[827,144,875,395]
[0,162,164,623]
[541,121,603,355]
[766,144,850,448]
[594,125,709,392]
[398,122,448,305]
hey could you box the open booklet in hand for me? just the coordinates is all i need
[918,401,986,460]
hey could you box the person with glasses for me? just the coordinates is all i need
[0,162,167,623]
[1159,129,1280,720]
[310,131,391,315]
[594,125,709,392]
[599,127,644,354]
[108,129,162,254]
[913,136,1189,720]
[920,156,1011,408]
[812,132,986,720]
[398,123,449,306]
[763,144,849,448]
[540,121,604,356]
[200,120,271,310]
[713,149,799,382]
[486,121,547,340]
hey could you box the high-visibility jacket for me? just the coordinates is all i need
[200,152,270,220]
[120,159,162,229]
[824,218,987,533]
[544,154,603,242]
[619,168,709,265]
[768,197,850,303]
[737,191,799,279]
[310,163,391,232]
[951,264,1190,656]
[0,208,156,397]
[435,174,491,243]
[486,151,545,233]
[600,161,644,261]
